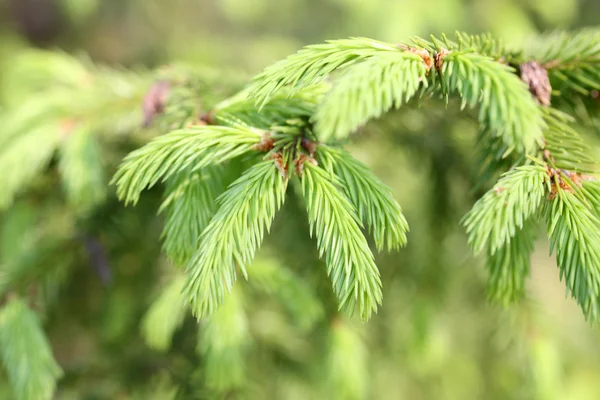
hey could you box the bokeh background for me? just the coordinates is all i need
[1,0,600,399]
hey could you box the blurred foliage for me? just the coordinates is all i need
[1,0,600,399]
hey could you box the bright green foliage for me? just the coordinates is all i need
[525,29,600,94]
[159,166,228,266]
[249,38,400,108]
[437,51,544,153]
[542,107,596,172]
[198,285,249,391]
[326,320,368,400]
[545,184,600,321]
[486,221,538,305]
[249,33,545,153]
[581,180,600,216]
[213,85,326,129]
[141,275,188,351]
[445,32,512,60]
[0,298,62,400]
[318,146,408,251]
[4,23,600,399]
[463,166,550,254]
[59,127,106,213]
[112,125,264,205]
[301,163,382,321]
[183,161,287,318]
[314,51,428,141]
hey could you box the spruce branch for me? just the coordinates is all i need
[545,182,600,321]
[112,125,265,205]
[213,85,326,129]
[581,180,600,216]
[318,146,408,251]
[524,29,600,95]
[541,107,596,173]
[159,166,229,266]
[301,163,382,321]
[183,161,287,318]
[0,298,62,400]
[485,221,538,306]
[313,51,429,141]
[435,50,545,153]
[248,38,401,107]
[463,166,550,255]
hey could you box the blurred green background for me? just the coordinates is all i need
[1,0,600,399]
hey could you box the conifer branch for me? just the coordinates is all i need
[112,125,265,205]
[0,298,62,400]
[159,166,229,266]
[545,183,600,321]
[313,51,428,141]
[485,221,538,305]
[183,161,287,318]
[318,146,408,251]
[434,50,545,153]
[463,166,550,255]
[541,107,596,172]
[581,180,600,216]
[213,85,326,129]
[248,38,401,107]
[301,163,382,321]
[524,29,600,95]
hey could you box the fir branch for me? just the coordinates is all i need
[0,298,62,400]
[485,221,538,306]
[213,85,326,130]
[473,129,523,190]
[545,184,600,321]
[183,161,287,318]
[581,180,600,216]
[141,276,188,352]
[58,126,106,213]
[409,32,513,61]
[524,29,600,94]
[198,285,249,392]
[159,166,229,266]
[248,38,401,107]
[437,51,545,153]
[112,125,264,205]
[313,51,428,141]
[541,107,596,172]
[453,32,513,61]
[301,163,382,320]
[463,166,550,254]
[318,146,408,251]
